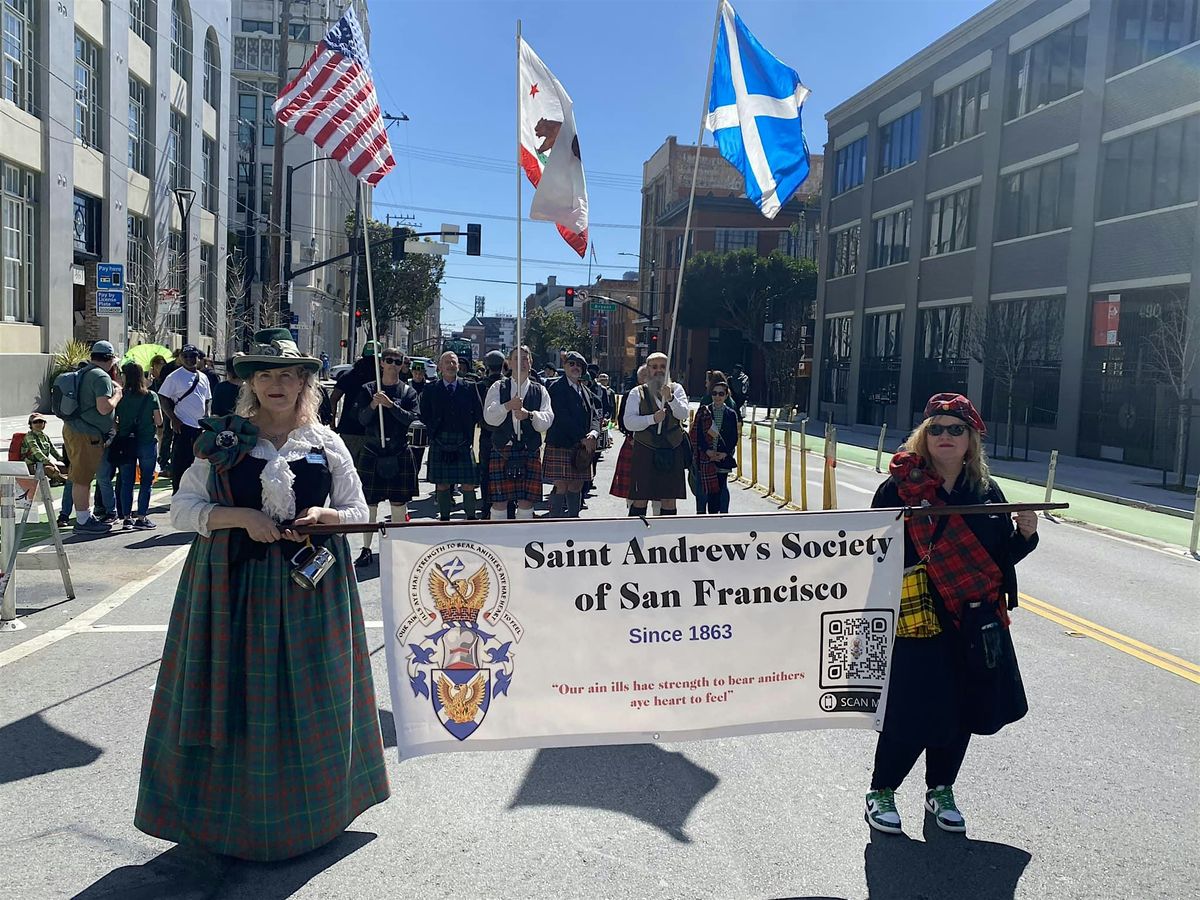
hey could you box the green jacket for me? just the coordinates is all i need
[21,430,62,465]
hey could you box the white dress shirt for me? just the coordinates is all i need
[623,383,689,432]
[483,379,554,437]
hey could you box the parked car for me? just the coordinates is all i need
[327,363,353,382]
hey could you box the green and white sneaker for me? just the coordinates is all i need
[925,785,966,832]
[864,789,903,834]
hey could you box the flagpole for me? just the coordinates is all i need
[666,0,723,370]
[515,20,526,433]
[358,180,386,445]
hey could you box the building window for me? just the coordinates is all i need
[821,316,853,404]
[1111,0,1199,75]
[171,0,192,81]
[926,186,978,256]
[1006,17,1089,119]
[834,136,867,195]
[73,192,101,257]
[878,108,921,176]
[74,33,101,148]
[714,229,756,253]
[288,22,311,41]
[262,93,276,146]
[129,0,153,43]
[777,219,819,261]
[127,78,149,175]
[237,91,257,147]
[829,225,860,278]
[1099,115,1200,220]
[932,69,989,152]
[859,311,903,423]
[168,111,189,190]
[913,305,970,416]
[260,163,272,217]
[997,154,1076,240]
[236,161,256,221]
[199,243,214,336]
[2,161,36,323]
[234,36,277,73]
[203,31,220,108]
[127,213,151,334]
[980,297,1064,427]
[870,208,911,268]
[202,136,217,212]
[3,0,36,113]
[241,19,273,34]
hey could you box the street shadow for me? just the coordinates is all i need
[508,744,719,843]
[127,532,196,549]
[72,830,377,899]
[863,818,1031,900]
[0,712,103,785]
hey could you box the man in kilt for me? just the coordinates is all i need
[544,350,602,518]
[353,348,420,566]
[624,352,690,516]
[610,364,647,503]
[482,346,553,519]
[476,350,507,519]
[420,351,483,521]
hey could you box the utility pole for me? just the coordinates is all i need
[267,0,291,325]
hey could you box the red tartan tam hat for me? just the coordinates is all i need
[923,392,986,435]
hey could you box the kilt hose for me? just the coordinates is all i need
[135,531,390,861]
[542,445,586,483]
[628,441,689,501]
[609,437,634,498]
[425,440,478,485]
[354,442,419,505]
[487,446,544,503]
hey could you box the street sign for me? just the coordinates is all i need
[404,240,450,256]
[97,263,125,317]
[290,313,300,325]
[589,302,616,311]
[289,328,299,341]
[440,223,460,244]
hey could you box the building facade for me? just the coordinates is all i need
[1,0,233,417]
[812,0,1200,472]
[227,0,365,363]
[640,137,824,397]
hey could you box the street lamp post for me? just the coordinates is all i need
[172,187,196,341]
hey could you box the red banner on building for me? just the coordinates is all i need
[1092,296,1121,347]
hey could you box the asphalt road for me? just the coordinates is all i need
[0,433,1196,899]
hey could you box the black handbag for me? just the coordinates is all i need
[107,432,138,465]
[959,599,1029,735]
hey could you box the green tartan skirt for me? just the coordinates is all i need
[135,531,390,861]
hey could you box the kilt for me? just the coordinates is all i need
[542,445,586,483]
[693,456,723,497]
[426,438,478,485]
[629,441,689,500]
[135,530,390,861]
[610,438,634,498]
[487,447,543,503]
[355,442,419,505]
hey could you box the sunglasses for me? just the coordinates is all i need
[382,357,404,366]
[712,391,727,397]
[928,423,968,437]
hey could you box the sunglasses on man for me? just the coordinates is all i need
[382,357,404,366]
[928,422,967,436]
[711,390,727,398]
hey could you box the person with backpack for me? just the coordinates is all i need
[158,345,212,495]
[109,361,163,529]
[55,341,122,533]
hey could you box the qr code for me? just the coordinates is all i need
[820,610,894,688]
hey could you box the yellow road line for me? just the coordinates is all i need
[1019,592,1200,684]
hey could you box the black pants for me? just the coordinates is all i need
[170,424,201,495]
[870,729,971,791]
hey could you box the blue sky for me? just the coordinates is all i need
[366,0,992,330]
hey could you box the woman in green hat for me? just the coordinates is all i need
[135,328,389,861]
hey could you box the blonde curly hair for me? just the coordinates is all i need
[235,366,323,425]
[902,417,991,492]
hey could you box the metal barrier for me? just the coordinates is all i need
[0,462,73,632]
[1043,450,1059,518]
[767,417,777,497]
[799,419,809,511]
[822,425,838,510]
[875,424,888,473]
[1190,477,1199,558]
[782,429,792,504]
[749,421,759,487]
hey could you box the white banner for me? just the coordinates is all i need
[380,511,903,759]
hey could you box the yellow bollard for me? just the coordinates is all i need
[767,418,777,497]
[782,428,793,505]
[750,421,759,487]
[822,425,839,510]
[799,421,809,511]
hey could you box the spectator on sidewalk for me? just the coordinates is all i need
[62,341,122,534]
[158,345,212,495]
[20,413,67,485]
[150,352,174,479]
[864,392,1037,838]
[113,361,163,529]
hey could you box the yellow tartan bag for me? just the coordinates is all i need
[898,562,942,638]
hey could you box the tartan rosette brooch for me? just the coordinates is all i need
[194,415,259,473]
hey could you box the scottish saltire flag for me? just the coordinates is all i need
[705,1,811,219]
[273,6,394,185]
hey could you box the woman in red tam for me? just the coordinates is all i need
[864,392,1038,836]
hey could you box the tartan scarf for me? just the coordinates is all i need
[890,451,1007,628]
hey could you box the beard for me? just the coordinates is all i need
[646,372,667,393]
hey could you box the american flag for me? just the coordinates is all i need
[272,6,394,185]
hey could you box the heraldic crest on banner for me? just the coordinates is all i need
[399,541,523,740]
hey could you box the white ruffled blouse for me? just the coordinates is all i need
[170,422,369,537]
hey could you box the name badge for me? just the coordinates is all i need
[305,448,328,467]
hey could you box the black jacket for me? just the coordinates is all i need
[871,472,1038,610]
[419,378,482,446]
[357,380,418,446]
[546,377,597,448]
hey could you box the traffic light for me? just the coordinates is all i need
[391,227,408,261]
[466,223,481,256]
[564,287,576,308]
[647,331,659,353]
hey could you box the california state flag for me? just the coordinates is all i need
[519,37,588,256]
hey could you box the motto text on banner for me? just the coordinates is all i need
[380,511,903,759]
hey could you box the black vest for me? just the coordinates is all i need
[546,377,594,448]
[492,379,546,452]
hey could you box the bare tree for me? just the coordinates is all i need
[1144,289,1199,486]
[966,298,1063,457]
[126,232,196,347]
[219,252,257,357]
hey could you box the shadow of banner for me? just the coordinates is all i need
[0,712,102,785]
